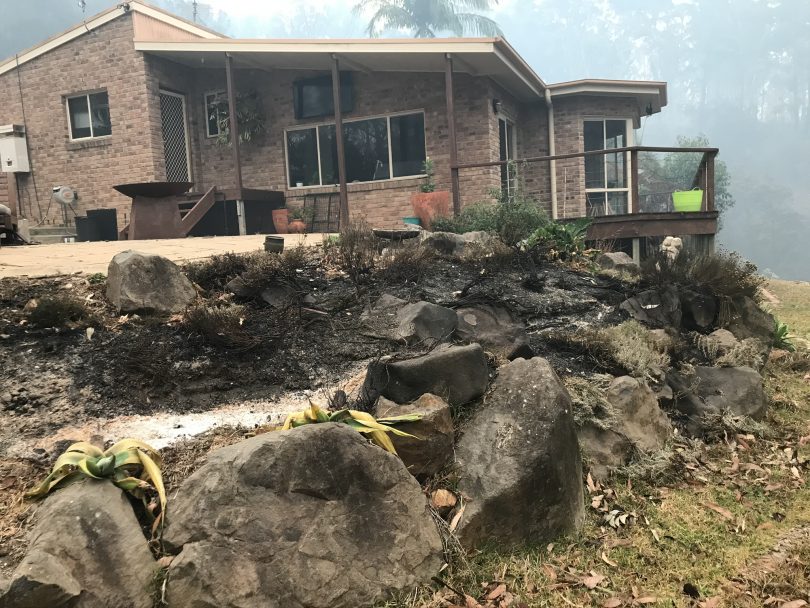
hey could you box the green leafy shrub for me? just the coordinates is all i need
[86,272,106,285]
[773,319,796,352]
[526,218,591,260]
[26,439,166,535]
[28,295,89,328]
[282,402,419,455]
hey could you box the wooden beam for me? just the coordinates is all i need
[705,151,716,212]
[331,54,349,229]
[6,173,19,223]
[225,53,243,192]
[630,149,639,214]
[445,54,461,216]
[333,54,372,74]
[180,186,217,236]
[586,211,718,240]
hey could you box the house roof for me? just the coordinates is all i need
[0,0,223,77]
[133,37,548,101]
[548,78,668,115]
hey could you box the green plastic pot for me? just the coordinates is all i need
[672,189,704,212]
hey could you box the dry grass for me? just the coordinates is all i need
[324,220,379,285]
[28,295,89,328]
[185,304,263,351]
[379,241,437,284]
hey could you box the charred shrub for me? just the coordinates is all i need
[642,249,764,302]
[29,295,89,328]
[185,304,262,351]
[185,252,250,291]
[325,220,378,285]
[378,241,437,284]
[239,246,308,293]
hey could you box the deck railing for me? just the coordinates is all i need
[451,145,719,217]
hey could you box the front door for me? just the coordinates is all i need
[159,90,191,182]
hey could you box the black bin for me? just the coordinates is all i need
[75,216,93,242]
[86,209,118,241]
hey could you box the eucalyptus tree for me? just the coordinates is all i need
[354,0,502,38]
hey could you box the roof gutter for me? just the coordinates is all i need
[545,88,557,220]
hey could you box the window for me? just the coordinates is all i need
[286,112,426,188]
[498,117,517,196]
[584,119,631,216]
[67,91,111,140]
[293,73,353,120]
[204,91,227,138]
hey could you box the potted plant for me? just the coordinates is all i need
[410,158,450,229]
[287,207,313,234]
[272,207,289,234]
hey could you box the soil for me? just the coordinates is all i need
[0,245,640,576]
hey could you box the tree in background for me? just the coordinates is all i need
[354,0,502,38]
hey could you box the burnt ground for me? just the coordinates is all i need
[0,245,640,573]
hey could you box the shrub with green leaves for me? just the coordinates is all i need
[773,319,796,352]
[526,218,591,260]
[282,402,419,455]
[26,439,167,536]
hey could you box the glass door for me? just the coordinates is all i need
[584,119,630,216]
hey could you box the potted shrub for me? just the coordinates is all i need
[410,158,450,229]
[287,208,313,234]
[272,207,289,234]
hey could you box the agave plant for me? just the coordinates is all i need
[282,402,420,454]
[26,439,167,534]
[773,319,796,352]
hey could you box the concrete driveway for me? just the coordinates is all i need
[0,234,325,278]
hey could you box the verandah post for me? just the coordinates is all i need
[445,53,461,216]
[225,52,246,235]
[331,54,349,230]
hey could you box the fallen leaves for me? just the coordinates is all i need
[701,501,734,521]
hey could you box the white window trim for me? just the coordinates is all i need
[159,89,193,183]
[284,109,428,189]
[203,90,226,139]
[65,89,111,142]
[583,117,634,215]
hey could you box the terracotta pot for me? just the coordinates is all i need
[411,191,450,229]
[272,208,289,234]
[288,219,306,234]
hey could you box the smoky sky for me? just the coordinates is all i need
[1,0,808,280]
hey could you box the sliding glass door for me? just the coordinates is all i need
[584,119,631,216]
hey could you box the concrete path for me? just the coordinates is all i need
[0,234,326,278]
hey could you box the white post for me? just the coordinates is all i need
[236,200,246,235]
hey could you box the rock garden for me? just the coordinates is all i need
[0,203,808,607]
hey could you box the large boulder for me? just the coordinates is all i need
[576,424,633,480]
[726,296,775,344]
[620,286,682,328]
[363,344,489,407]
[375,393,454,479]
[597,251,639,274]
[396,301,458,345]
[0,480,156,608]
[668,366,767,434]
[107,250,196,314]
[454,357,584,547]
[606,376,672,454]
[163,424,442,608]
[455,305,533,360]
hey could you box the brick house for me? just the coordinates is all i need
[0,1,718,249]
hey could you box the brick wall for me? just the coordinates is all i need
[552,96,640,219]
[0,14,158,227]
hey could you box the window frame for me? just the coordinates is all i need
[498,116,518,198]
[582,117,634,216]
[203,90,227,139]
[65,89,111,142]
[284,109,427,189]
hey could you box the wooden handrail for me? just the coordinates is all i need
[180,186,217,236]
[452,145,719,171]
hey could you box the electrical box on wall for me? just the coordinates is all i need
[0,124,30,173]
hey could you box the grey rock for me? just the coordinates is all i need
[455,305,533,360]
[106,250,196,314]
[454,357,584,547]
[606,376,672,454]
[164,424,442,608]
[706,328,740,354]
[396,302,457,345]
[260,284,297,309]
[597,251,639,273]
[421,231,467,256]
[375,393,454,479]
[577,424,633,480]
[726,296,775,344]
[0,480,155,608]
[224,275,257,298]
[680,290,717,329]
[363,344,489,407]
[668,365,767,434]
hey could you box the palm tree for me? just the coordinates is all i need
[354,0,502,38]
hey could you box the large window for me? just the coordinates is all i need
[67,91,111,140]
[584,119,631,216]
[293,73,354,120]
[498,117,517,197]
[286,112,426,188]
